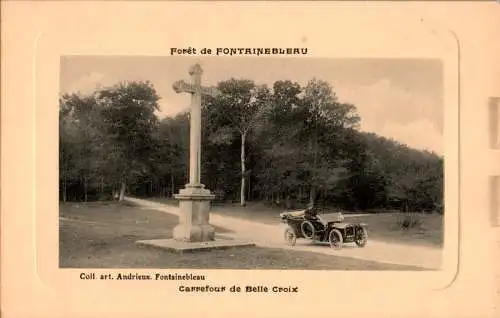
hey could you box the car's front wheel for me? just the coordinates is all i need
[355,227,368,247]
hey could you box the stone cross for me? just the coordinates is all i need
[172,64,219,187]
[172,63,219,242]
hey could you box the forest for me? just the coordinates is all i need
[59,78,444,213]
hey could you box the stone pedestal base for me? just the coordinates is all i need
[173,184,215,242]
[136,236,256,253]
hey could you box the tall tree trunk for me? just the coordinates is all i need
[309,132,318,207]
[247,176,251,202]
[62,170,67,203]
[113,183,119,200]
[83,176,88,202]
[240,131,247,207]
[171,174,175,197]
[309,186,316,206]
[285,194,291,210]
[309,114,319,207]
[119,178,126,202]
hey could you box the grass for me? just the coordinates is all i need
[345,213,443,247]
[147,197,444,248]
[149,197,285,224]
[59,201,427,270]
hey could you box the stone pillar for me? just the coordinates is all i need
[172,63,219,242]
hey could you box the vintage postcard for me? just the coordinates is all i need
[2,1,499,318]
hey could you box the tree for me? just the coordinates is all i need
[59,92,104,202]
[97,81,160,201]
[204,79,271,206]
[298,79,360,206]
[255,80,306,205]
[158,113,190,196]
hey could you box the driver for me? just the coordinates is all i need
[304,202,319,218]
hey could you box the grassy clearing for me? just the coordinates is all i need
[146,198,443,248]
[149,198,285,224]
[345,213,443,247]
[59,202,426,270]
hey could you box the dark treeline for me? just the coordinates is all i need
[59,78,443,213]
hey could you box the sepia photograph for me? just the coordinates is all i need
[59,56,444,271]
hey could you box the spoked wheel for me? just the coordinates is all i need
[355,227,368,247]
[328,228,343,250]
[284,227,297,246]
[300,220,315,239]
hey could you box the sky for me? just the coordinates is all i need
[60,56,443,154]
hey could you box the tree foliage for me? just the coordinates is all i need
[59,78,444,214]
[59,81,160,201]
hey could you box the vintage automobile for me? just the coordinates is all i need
[279,208,368,249]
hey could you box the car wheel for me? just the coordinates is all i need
[328,228,343,250]
[355,226,368,247]
[284,227,297,246]
[300,220,315,239]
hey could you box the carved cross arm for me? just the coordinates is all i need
[172,80,195,94]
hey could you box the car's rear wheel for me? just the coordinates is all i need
[328,228,343,250]
[300,220,315,239]
[284,227,297,246]
[355,227,368,247]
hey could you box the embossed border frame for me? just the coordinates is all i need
[4,2,499,318]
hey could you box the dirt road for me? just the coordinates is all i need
[125,197,442,270]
